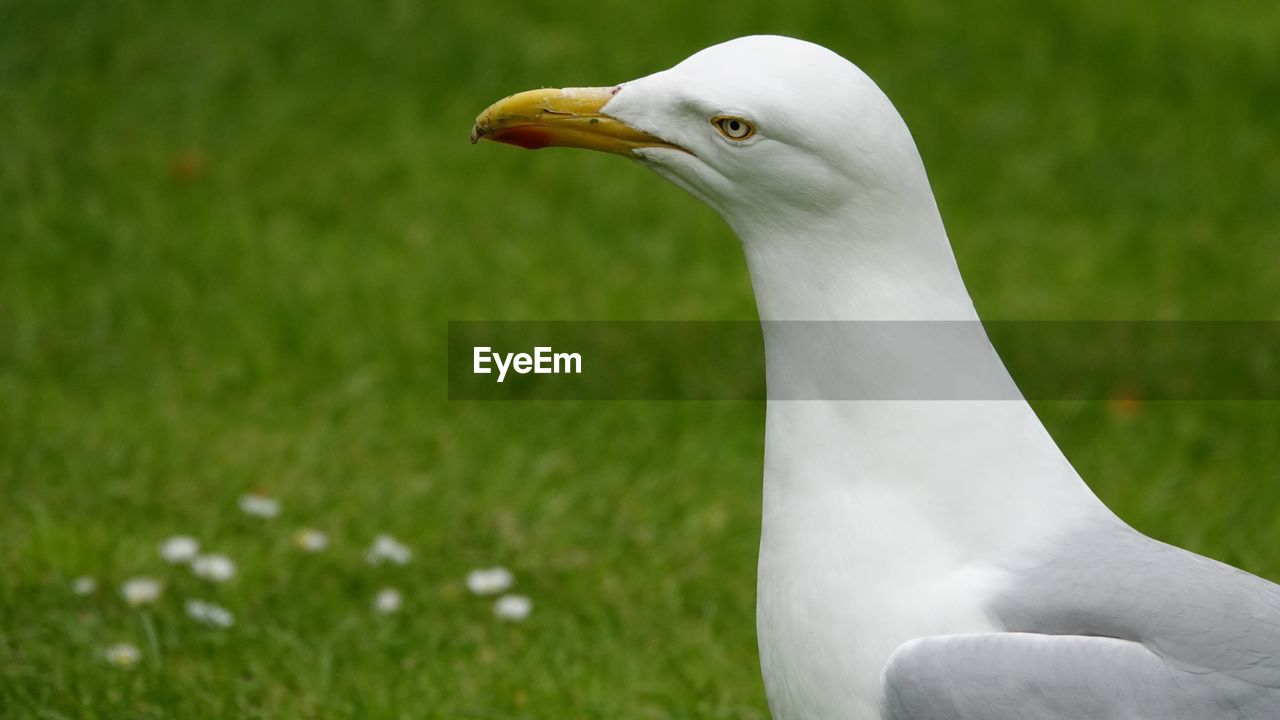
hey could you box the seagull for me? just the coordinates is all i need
[471,35,1280,720]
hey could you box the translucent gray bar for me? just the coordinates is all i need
[447,321,1279,401]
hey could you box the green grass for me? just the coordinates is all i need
[2,0,1279,717]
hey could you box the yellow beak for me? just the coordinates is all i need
[470,86,683,156]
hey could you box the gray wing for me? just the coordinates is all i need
[881,632,1275,719]
[993,516,1280,690]
[887,516,1280,719]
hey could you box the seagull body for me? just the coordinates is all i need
[473,35,1280,719]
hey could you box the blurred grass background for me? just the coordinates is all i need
[2,0,1278,717]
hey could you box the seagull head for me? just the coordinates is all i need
[471,35,930,232]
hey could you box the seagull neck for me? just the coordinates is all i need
[732,196,1102,545]
[733,193,1018,403]
[734,191,976,323]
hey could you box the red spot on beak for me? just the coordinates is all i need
[488,126,555,150]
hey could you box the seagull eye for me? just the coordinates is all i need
[712,115,755,141]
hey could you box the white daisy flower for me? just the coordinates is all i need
[239,493,280,518]
[493,593,532,621]
[158,535,200,564]
[192,554,236,582]
[72,576,97,595]
[103,642,142,668]
[373,588,402,614]
[293,528,329,552]
[120,577,163,606]
[466,567,514,596]
[365,534,411,566]
[185,599,235,628]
